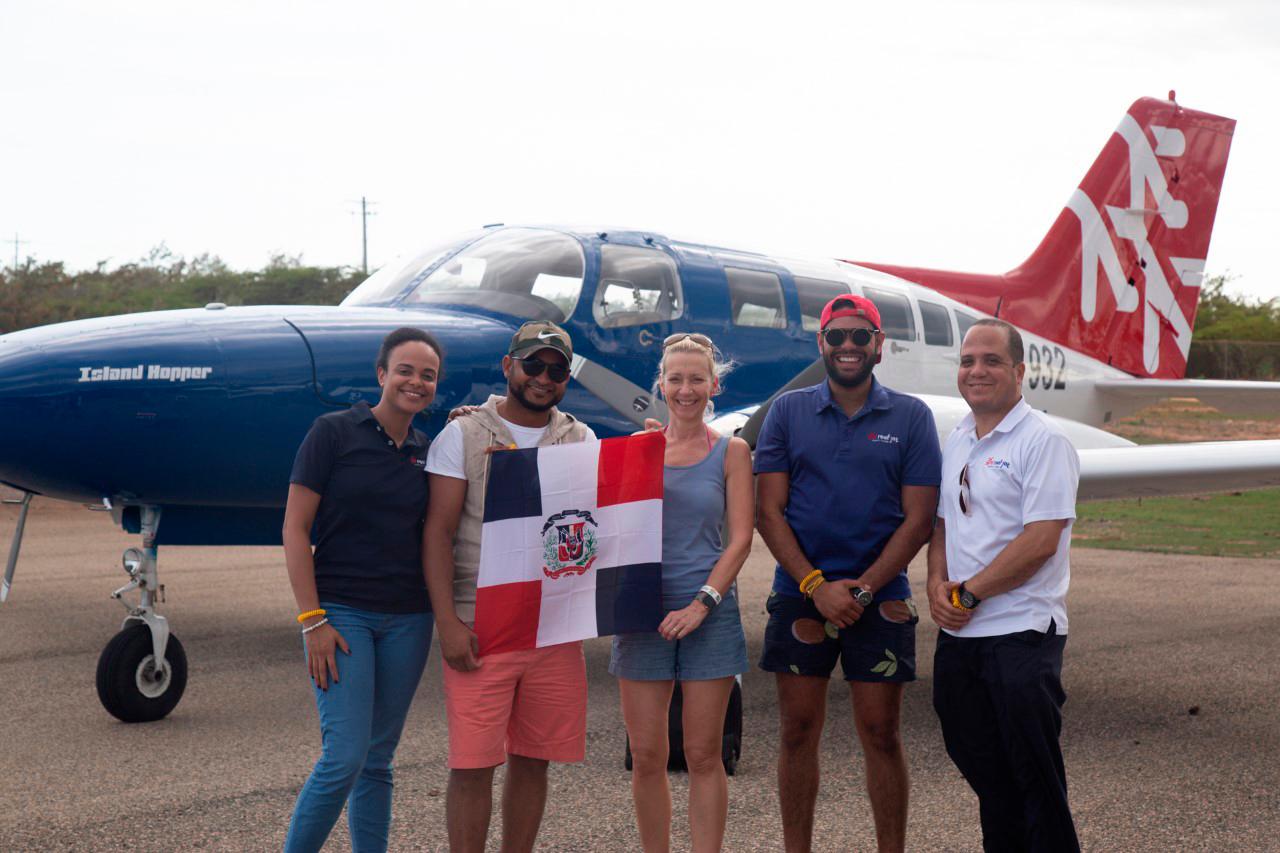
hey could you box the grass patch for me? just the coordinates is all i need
[1073,488,1280,558]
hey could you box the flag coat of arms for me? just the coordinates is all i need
[474,432,664,656]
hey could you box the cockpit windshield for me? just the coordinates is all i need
[341,230,484,307]
[401,228,584,322]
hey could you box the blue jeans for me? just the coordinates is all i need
[284,603,433,853]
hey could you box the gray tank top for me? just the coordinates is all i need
[661,435,729,608]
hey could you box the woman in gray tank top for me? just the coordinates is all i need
[609,333,753,852]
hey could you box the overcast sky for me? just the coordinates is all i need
[5,1,1278,302]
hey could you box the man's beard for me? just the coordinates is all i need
[823,351,875,389]
[509,380,562,413]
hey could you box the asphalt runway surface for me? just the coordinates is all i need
[1,495,1277,851]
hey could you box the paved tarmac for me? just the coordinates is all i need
[1,495,1277,851]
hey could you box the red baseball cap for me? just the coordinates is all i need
[819,294,881,331]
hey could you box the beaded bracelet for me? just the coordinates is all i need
[297,608,327,624]
[799,570,827,598]
[301,617,330,635]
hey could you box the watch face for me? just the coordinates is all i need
[853,588,873,607]
[959,588,978,609]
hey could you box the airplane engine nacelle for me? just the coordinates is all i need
[0,307,318,505]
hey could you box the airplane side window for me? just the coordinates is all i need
[862,286,916,341]
[726,267,786,329]
[795,277,852,332]
[404,228,584,321]
[593,244,684,328]
[919,300,954,347]
[956,311,978,342]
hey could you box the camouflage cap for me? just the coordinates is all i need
[508,320,573,361]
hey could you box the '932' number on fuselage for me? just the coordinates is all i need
[1027,344,1067,390]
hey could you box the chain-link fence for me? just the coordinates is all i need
[1187,340,1280,380]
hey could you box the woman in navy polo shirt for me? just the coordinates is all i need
[283,327,441,853]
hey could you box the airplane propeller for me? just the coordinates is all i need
[1,492,33,602]
[570,354,669,429]
[738,358,828,448]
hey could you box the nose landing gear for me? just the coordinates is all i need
[95,507,188,723]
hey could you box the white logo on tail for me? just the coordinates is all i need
[1067,114,1204,374]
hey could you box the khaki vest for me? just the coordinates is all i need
[450,395,593,621]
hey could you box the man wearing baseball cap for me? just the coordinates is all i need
[424,320,595,853]
[754,295,941,852]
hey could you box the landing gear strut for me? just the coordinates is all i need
[95,506,187,722]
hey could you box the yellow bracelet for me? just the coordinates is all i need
[798,569,824,596]
[297,608,327,624]
[806,577,826,598]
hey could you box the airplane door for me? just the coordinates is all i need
[715,261,809,405]
[568,237,690,432]
[860,285,929,392]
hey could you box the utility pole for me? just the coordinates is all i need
[8,233,29,272]
[350,198,377,275]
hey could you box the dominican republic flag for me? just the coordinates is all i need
[474,432,664,656]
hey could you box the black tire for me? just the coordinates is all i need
[95,624,187,723]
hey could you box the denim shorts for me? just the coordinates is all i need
[759,590,918,682]
[609,592,749,681]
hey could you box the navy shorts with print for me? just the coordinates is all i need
[759,590,918,682]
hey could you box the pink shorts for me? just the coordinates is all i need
[442,641,587,769]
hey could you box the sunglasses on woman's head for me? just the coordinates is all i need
[822,327,877,347]
[663,332,714,349]
[515,357,570,383]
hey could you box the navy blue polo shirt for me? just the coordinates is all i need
[753,377,941,601]
[290,402,431,614]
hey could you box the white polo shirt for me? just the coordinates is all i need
[937,398,1079,638]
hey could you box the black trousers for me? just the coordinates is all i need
[933,624,1080,853]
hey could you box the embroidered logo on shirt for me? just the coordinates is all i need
[867,432,900,445]
[984,456,1011,470]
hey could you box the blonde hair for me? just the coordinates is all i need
[657,335,734,398]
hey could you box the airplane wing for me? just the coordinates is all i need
[1077,441,1280,500]
[1094,379,1280,417]
[724,389,1280,501]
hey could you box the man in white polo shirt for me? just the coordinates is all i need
[927,319,1081,852]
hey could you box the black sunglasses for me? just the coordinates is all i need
[958,463,972,516]
[822,327,878,347]
[516,357,570,383]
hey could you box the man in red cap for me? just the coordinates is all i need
[754,294,942,852]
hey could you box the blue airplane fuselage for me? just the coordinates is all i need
[0,228,817,543]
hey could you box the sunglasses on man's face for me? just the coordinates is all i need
[822,327,877,348]
[515,357,570,383]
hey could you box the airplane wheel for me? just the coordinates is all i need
[95,624,188,723]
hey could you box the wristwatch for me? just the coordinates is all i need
[851,587,873,607]
[957,583,981,610]
[694,585,722,610]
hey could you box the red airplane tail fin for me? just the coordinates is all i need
[855,95,1235,378]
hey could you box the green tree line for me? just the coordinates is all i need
[0,246,365,334]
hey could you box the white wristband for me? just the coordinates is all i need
[301,617,329,635]
[698,585,723,606]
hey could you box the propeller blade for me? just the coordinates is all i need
[570,354,668,429]
[2,492,33,603]
[738,358,828,448]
